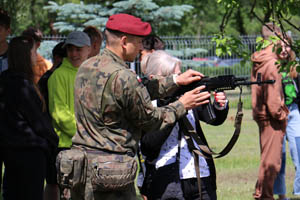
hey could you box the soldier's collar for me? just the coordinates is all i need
[103,48,129,69]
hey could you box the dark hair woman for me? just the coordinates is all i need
[0,36,58,200]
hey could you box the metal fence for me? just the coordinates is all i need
[138,35,258,77]
[39,35,260,77]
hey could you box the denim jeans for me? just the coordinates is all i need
[273,136,286,195]
[274,103,300,195]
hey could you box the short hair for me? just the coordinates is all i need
[0,8,10,28]
[22,27,43,43]
[261,22,281,39]
[141,50,181,76]
[52,41,66,58]
[104,28,143,48]
[83,26,102,44]
[104,28,131,47]
[142,35,165,50]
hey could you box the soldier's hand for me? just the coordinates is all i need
[175,69,204,86]
[179,85,210,110]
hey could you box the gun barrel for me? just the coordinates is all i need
[237,79,275,86]
[259,80,276,84]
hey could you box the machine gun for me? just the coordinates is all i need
[141,73,275,118]
[173,72,275,123]
[175,72,275,96]
[177,72,276,158]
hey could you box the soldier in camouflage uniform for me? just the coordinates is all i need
[71,13,211,200]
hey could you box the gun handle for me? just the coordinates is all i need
[197,98,216,124]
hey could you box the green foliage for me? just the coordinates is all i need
[152,5,193,27]
[255,36,266,50]
[110,0,159,19]
[213,0,300,73]
[1,0,51,35]
[278,59,298,74]
[254,35,280,52]
[254,34,300,73]
[44,1,109,33]
[3,0,300,37]
[212,34,250,66]
[109,0,193,34]
[217,0,238,6]
[44,0,193,34]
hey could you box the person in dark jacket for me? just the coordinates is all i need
[140,50,229,200]
[0,36,58,200]
[0,8,10,195]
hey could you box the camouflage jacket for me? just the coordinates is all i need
[72,48,186,155]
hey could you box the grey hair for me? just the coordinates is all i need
[141,50,181,77]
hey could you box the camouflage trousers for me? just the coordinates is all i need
[70,151,137,200]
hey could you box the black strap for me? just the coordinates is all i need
[180,87,243,159]
[175,124,182,164]
[178,117,202,199]
[192,150,201,199]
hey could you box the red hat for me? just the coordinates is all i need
[106,13,152,36]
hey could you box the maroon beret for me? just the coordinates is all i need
[106,13,152,36]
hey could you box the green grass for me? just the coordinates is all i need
[202,108,297,200]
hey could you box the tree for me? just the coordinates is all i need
[214,0,300,72]
[149,0,260,36]
[44,1,109,33]
[0,0,42,34]
[44,0,193,34]
[0,0,81,35]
